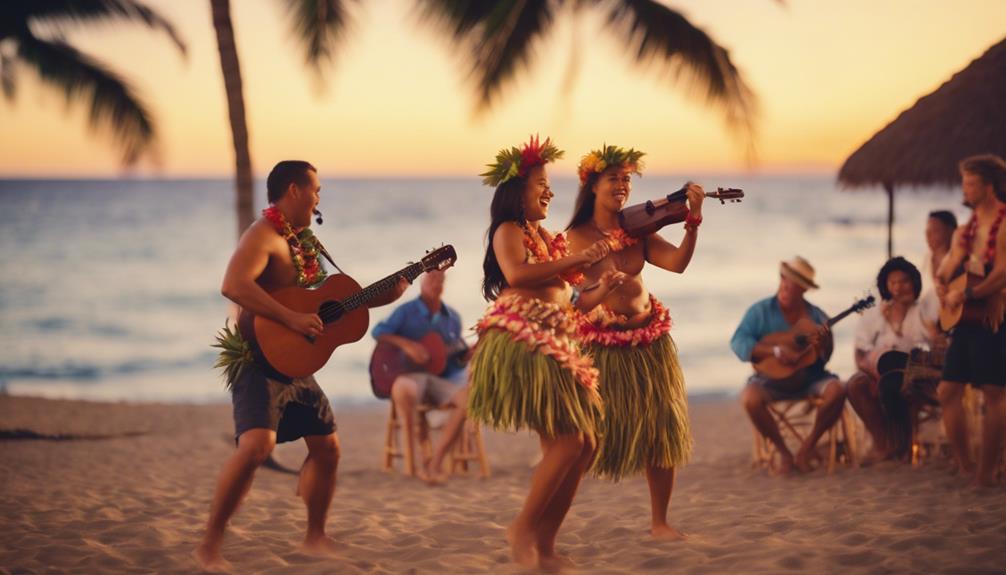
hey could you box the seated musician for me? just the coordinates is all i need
[847,257,938,461]
[730,256,846,474]
[371,269,471,484]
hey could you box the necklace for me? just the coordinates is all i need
[262,206,328,287]
[522,224,584,286]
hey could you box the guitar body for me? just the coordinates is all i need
[369,332,449,399]
[939,273,987,331]
[241,274,369,379]
[752,317,822,381]
[238,244,459,381]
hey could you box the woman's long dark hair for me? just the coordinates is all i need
[566,172,601,230]
[482,177,527,301]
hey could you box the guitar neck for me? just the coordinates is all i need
[827,306,858,328]
[341,261,426,312]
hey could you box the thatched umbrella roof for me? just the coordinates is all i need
[837,36,1006,256]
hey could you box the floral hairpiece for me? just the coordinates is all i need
[577,144,645,184]
[481,134,564,187]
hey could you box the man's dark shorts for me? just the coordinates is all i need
[942,322,1006,387]
[745,370,841,401]
[232,363,336,443]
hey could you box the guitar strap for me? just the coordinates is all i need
[314,237,345,275]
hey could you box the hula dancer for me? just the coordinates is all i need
[566,146,701,540]
[469,135,626,570]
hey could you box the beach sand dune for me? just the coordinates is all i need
[1,396,1004,574]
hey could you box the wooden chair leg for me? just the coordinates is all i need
[383,402,397,472]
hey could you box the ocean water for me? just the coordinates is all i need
[0,175,966,404]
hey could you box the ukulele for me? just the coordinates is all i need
[938,272,988,330]
[239,245,457,379]
[617,186,744,238]
[753,295,875,381]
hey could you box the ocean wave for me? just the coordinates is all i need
[0,351,217,382]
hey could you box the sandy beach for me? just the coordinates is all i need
[1,394,1004,574]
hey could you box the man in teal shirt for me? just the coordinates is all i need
[730,256,846,474]
[372,269,471,483]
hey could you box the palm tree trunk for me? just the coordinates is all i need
[210,0,254,237]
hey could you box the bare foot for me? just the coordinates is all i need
[793,448,818,474]
[539,552,575,573]
[192,544,232,573]
[419,460,448,486]
[773,452,796,476]
[506,523,538,568]
[298,535,339,558]
[651,524,688,541]
[860,447,892,466]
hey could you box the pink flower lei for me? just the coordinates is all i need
[262,206,328,287]
[577,295,672,347]
[476,295,599,391]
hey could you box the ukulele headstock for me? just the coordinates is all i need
[421,244,458,272]
[710,187,744,205]
[852,294,876,314]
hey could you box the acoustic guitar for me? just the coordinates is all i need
[752,295,875,381]
[938,272,987,331]
[239,245,457,380]
[368,332,469,399]
[617,186,744,238]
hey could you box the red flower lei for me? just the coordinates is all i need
[262,206,327,287]
[523,225,585,285]
[959,206,1006,267]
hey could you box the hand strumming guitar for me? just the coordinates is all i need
[284,310,324,338]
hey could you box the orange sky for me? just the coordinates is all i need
[1,0,1003,177]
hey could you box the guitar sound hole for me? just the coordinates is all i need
[319,302,345,324]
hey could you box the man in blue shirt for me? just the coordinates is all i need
[372,269,471,483]
[730,256,846,474]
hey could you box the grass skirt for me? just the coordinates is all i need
[468,294,601,438]
[590,333,692,480]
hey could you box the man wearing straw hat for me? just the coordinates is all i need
[731,256,847,474]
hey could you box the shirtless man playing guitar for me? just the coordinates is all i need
[194,161,408,571]
[935,154,1006,487]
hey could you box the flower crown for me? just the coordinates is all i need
[577,145,645,184]
[481,134,564,187]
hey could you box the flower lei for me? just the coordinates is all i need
[481,134,564,187]
[262,206,327,287]
[523,225,585,285]
[476,294,599,391]
[959,205,1006,266]
[577,144,645,184]
[599,226,639,252]
[577,295,672,347]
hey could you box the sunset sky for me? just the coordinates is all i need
[1,0,1003,178]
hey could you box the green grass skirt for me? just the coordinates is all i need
[468,329,601,438]
[590,334,692,480]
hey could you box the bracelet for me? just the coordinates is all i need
[772,345,782,359]
[684,211,703,231]
[570,287,582,306]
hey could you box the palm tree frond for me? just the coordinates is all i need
[280,0,353,78]
[601,0,759,146]
[17,36,157,165]
[16,0,187,56]
[418,0,555,112]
